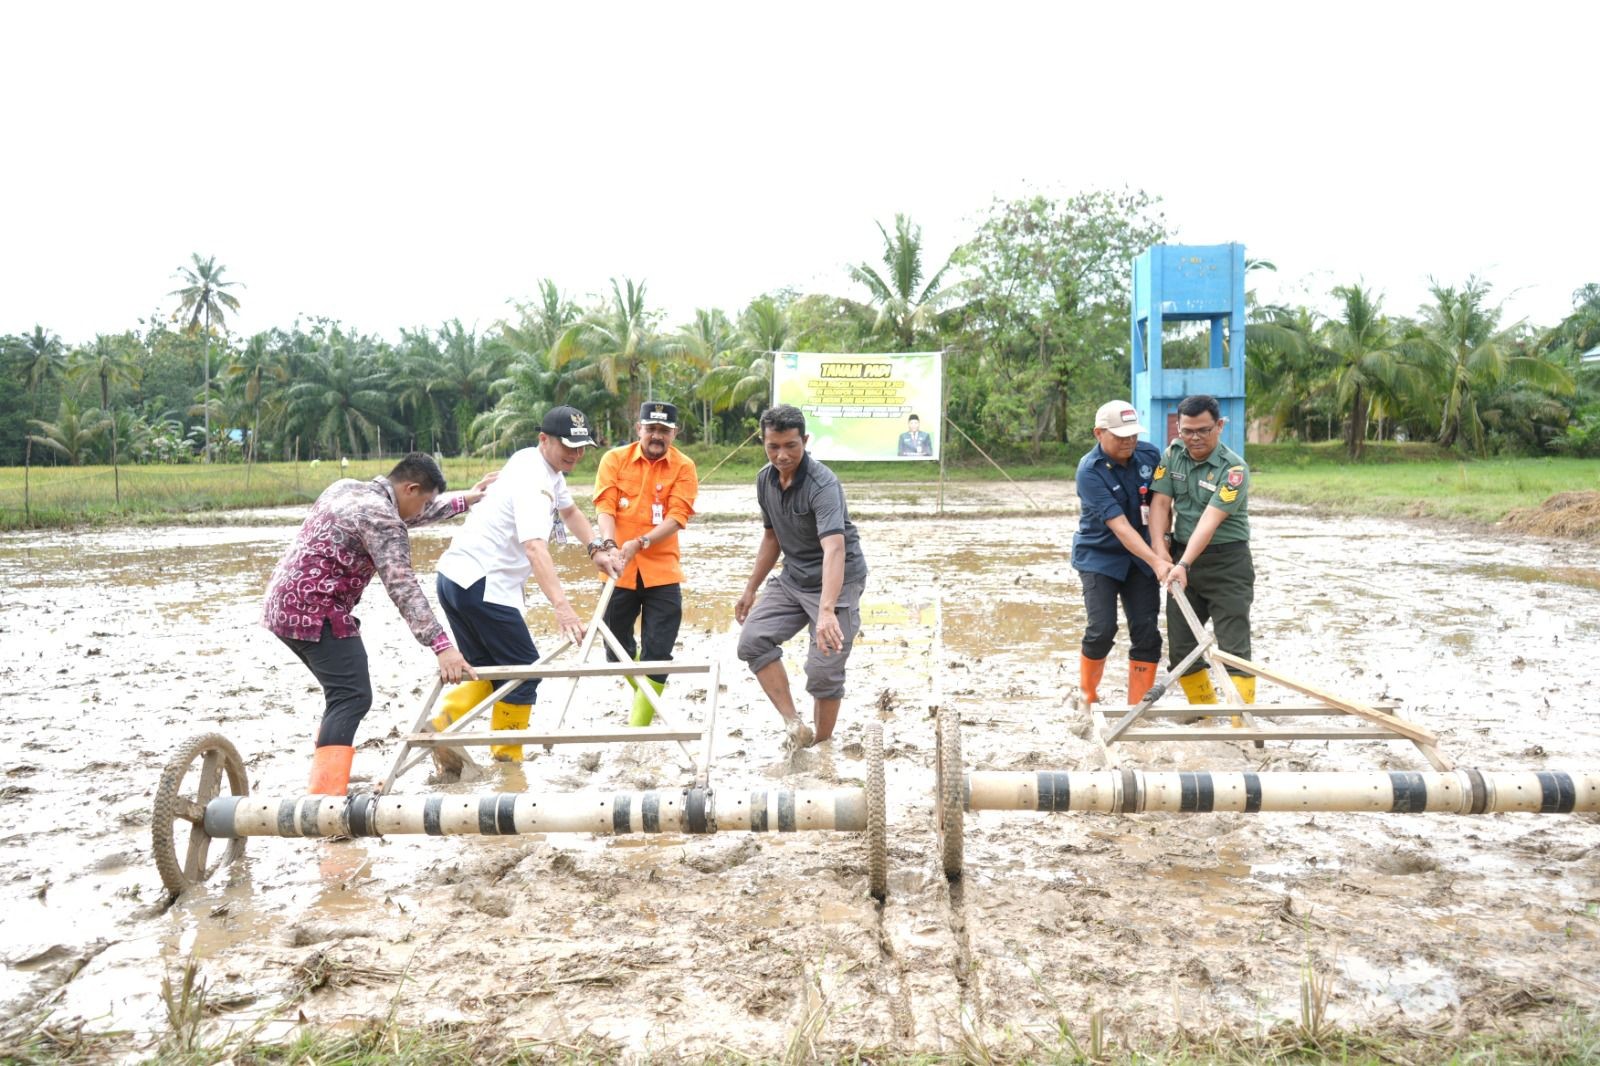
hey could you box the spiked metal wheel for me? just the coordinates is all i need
[152,733,249,896]
[935,706,963,879]
[865,723,887,900]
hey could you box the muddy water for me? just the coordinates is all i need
[2,481,1598,1055]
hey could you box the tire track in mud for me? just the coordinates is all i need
[873,900,918,1042]
[944,877,982,1031]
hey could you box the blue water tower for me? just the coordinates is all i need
[1130,243,1247,457]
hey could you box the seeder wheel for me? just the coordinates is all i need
[865,722,887,901]
[152,733,249,896]
[935,706,963,879]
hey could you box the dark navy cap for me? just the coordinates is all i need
[639,401,679,429]
[540,405,597,447]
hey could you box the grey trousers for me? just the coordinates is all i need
[735,575,865,699]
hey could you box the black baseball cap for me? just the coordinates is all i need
[540,406,597,447]
[639,401,679,429]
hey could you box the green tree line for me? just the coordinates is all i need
[6,192,1598,475]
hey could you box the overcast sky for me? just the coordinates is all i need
[4,2,1594,345]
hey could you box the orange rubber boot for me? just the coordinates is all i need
[1078,655,1107,705]
[308,745,354,796]
[1128,660,1158,706]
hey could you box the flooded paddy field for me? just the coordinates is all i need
[1,481,1598,1058]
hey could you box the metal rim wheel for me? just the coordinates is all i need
[152,733,249,896]
[936,706,963,880]
[865,722,887,901]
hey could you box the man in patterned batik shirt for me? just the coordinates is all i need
[262,452,495,795]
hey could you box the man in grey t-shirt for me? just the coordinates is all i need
[735,404,869,749]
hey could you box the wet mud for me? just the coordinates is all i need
[1,482,1598,1056]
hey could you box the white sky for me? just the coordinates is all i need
[3,2,1595,345]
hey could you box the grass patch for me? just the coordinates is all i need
[4,1010,1598,1064]
[1251,457,1600,526]
[0,459,500,531]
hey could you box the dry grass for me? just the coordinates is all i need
[1504,490,1600,542]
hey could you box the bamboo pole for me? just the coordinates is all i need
[944,418,1042,510]
[937,347,948,516]
[1208,649,1439,746]
[704,430,759,478]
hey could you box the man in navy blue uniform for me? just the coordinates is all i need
[1071,400,1171,706]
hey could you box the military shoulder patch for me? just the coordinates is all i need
[1226,466,1245,488]
[1153,465,1166,481]
[1218,486,1239,503]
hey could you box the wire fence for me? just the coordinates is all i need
[0,457,501,530]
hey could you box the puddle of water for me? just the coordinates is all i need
[1461,562,1600,592]
[1340,955,1460,1017]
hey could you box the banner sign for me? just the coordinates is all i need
[771,351,942,461]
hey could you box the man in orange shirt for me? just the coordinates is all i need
[593,401,700,724]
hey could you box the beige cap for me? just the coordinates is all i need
[1093,400,1145,437]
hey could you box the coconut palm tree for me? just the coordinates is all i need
[10,326,67,518]
[386,331,443,453]
[279,332,398,458]
[424,320,507,455]
[672,309,740,443]
[226,332,289,465]
[848,214,957,350]
[1319,285,1417,458]
[1413,279,1574,453]
[169,254,243,462]
[549,278,672,434]
[504,279,580,359]
[28,399,111,466]
[1244,305,1325,440]
[692,299,784,442]
[69,334,139,503]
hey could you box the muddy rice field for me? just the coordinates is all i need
[2,480,1598,1059]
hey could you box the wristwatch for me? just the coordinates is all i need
[586,537,605,557]
[637,533,652,550]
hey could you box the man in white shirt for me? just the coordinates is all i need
[432,406,622,762]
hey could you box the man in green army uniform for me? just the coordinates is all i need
[1148,394,1256,706]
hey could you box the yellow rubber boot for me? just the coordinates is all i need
[1128,661,1158,706]
[490,702,532,762]
[1230,675,1256,704]
[630,678,666,727]
[308,745,354,796]
[432,679,493,732]
[1078,655,1107,705]
[1178,670,1219,705]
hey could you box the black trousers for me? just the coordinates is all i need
[278,620,373,748]
[1079,567,1162,664]
[437,575,542,705]
[603,578,683,684]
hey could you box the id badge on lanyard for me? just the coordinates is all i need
[649,476,664,526]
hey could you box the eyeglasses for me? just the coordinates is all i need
[1176,424,1219,438]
